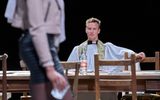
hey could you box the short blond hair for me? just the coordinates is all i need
[85,17,101,27]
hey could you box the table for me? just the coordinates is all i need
[0,70,160,92]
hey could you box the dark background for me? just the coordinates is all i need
[0,0,160,99]
[0,0,159,70]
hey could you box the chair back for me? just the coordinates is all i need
[124,51,160,70]
[0,53,8,100]
[140,51,159,70]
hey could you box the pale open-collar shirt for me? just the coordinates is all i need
[67,42,140,73]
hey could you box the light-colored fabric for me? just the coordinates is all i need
[54,0,66,47]
[67,41,141,72]
[103,42,140,73]
[78,40,105,59]
[4,0,66,67]
[4,0,16,23]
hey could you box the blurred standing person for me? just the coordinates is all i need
[5,0,73,100]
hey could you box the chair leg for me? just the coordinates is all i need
[118,92,122,100]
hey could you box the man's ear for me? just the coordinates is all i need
[98,29,101,34]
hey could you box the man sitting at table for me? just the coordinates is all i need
[67,17,145,100]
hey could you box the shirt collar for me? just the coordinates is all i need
[87,40,98,45]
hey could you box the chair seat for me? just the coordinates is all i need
[121,93,160,100]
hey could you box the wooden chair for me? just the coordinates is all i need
[94,53,137,100]
[122,51,160,100]
[0,53,8,100]
[61,61,80,100]
[20,60,80,100]
[138,51,160,98]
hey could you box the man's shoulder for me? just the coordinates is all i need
[104,42,114,45]
[71,41,86,51]
[73,45,79,49]
[79,41,88,46]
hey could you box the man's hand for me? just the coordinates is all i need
[135,52,146,61]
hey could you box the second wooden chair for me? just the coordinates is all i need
[94,53,137,100]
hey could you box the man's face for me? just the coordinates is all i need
[85,22,100,41]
